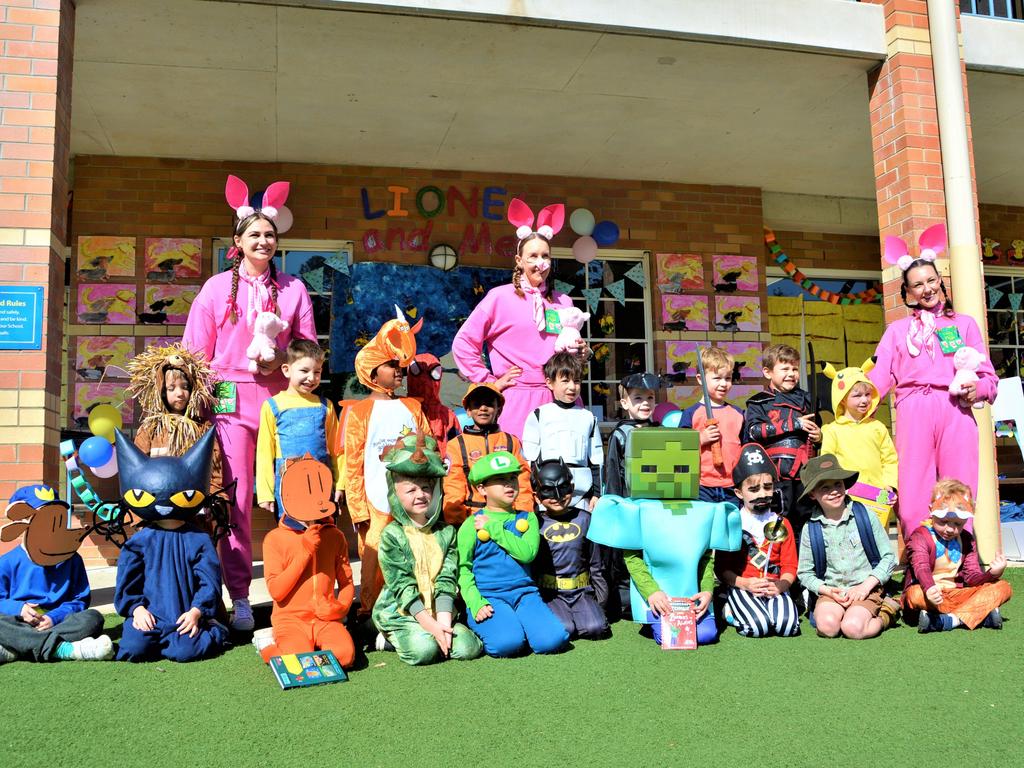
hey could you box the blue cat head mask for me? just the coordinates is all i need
[114,428,214,522]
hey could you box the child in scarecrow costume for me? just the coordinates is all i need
[342,306,431,619]
[126,342,224,492]
[372,432,483,665]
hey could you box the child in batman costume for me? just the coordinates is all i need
[532,459,609,640]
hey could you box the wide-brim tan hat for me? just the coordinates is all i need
[798,454,859,501]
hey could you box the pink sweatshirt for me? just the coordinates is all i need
[183,270,317,383]
[868,310,997,407]
[452,283,573,387]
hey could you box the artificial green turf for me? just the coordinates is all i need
[3,571,1023,768]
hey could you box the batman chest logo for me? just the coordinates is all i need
[544,521,581,543]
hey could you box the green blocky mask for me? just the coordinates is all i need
[625,428,701,501]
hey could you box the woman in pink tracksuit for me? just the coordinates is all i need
[183,178,316,630]
[869,246,997,537]
[452,199,588,438]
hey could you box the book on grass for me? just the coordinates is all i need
[660,597,697,650]
[270,650,348,689]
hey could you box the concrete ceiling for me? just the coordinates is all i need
[965,70,1024,206]
[70,0,902,201]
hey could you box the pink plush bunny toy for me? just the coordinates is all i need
[950,345,987,410]
[553,307,590,353]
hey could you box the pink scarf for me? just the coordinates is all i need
[907,304,942,358]
[238,266,274,331]
[520,282,548,332]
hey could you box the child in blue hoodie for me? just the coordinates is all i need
[0,485,113,663]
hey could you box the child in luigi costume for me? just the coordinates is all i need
[373,432,483,665]
[457,451,570,657]
[796,454,897,639]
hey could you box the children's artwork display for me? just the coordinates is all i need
[72,382,133,430]
[75,337,134,381]
[76,284,137,324]
[141,285,197,325]
[144,238,202,282]
[665,341,699,380]
[655,253,704,293]
[329,262,508,373]
[712,255,758,293]
[77,236,136,280]
[722,342,764,380]
[660,295,709,331]
[714,296,761,333]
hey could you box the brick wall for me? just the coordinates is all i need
[980,203,1024,251]
[0,0,73,511]
[770,230,881,272]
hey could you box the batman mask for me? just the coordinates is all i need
[531,458,573,502]
[114,428,214,522]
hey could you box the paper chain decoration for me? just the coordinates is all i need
[764,230,881,305]
[59,440,120,522]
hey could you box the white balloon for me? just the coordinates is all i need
[569,208,596,237]
[274,205,294,234]
[90,453,118,479]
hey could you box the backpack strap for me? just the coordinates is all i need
[456,434,470,472]
[851,501,881,568]
[807,518,827,582]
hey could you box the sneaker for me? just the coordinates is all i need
[918,610,951,634]
[69,635,114,661]
[982,608,1003,630]
[252,626,275,654]
[374,632,394,652]
[0,644,16,664]
[231,598,255,632]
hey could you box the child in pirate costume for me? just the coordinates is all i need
[532,459,609,640]
[373,432,483,665]
[126,342,224,493]
[443,383,533,526]
[342,307,431,621]
[715,444,800,638]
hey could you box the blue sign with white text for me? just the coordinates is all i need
[0,286,43,350]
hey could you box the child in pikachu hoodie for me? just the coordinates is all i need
[820,358,898,498]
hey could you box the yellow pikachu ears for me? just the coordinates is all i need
[861,357,876,374]
[821,362,837,380]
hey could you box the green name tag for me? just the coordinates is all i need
[544,308,562,335]
[935,326,964,355]
[212,381,237,414]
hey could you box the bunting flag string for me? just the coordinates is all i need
[765,230,881,305]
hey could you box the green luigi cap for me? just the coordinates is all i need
[798,454,859,501]
[467,450,521,485]
[381,432,446,478]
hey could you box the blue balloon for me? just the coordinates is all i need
[249,190,264,209]
[454,407,474,430]
[660,409,683,429]
[592,221,620,247]
[79,435,113,468]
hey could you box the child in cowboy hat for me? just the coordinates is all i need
[903,478,1011,633]
[796,454,897,639]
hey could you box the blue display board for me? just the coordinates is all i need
[0,286,43,350]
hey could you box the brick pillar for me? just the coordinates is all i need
[0,0,74,500]
[867,0,980,314]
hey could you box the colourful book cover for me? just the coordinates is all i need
[270,650,348,690]
[660,597,697,650]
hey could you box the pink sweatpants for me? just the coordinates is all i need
[213,380,281,599]
[894,389,979,537]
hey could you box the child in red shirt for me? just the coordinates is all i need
[715,443,800,638]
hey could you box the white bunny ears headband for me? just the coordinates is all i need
[507,198,565,243]
[884,223,946,273]
[225,174,290,226]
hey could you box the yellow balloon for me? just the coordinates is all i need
[88,404,122,443]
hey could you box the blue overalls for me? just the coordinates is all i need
[268,396,331,518]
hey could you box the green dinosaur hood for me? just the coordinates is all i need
[382,431,447,528]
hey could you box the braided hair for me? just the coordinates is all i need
[227,212,280,324]
[900,259,955,317]
[512,232,554,300]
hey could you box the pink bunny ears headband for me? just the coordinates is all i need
[884,223,946,273]
[507,198,565,242]
[225,174,290,224]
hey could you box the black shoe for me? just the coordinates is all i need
[982,609,1003,630]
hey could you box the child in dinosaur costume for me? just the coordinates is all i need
[587,429,742,646]
[372,432,483,665]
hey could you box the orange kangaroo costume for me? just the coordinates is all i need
[260,456,355,666]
